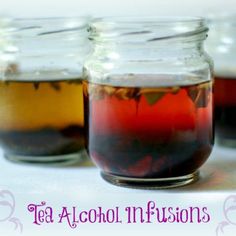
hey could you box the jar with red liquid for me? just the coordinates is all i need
[207,15,236,147]
[83,17,214,188]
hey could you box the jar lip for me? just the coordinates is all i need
[6,16,90,38]
[14,16,91,23]
[92,16,206,24]
[89,16,208,42]
[207,13,236,25]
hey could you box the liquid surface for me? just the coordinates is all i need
[84,78,213,178]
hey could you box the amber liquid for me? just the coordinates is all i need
[84,79,213,178]
[0,79,84,156]
[214,77,236,142]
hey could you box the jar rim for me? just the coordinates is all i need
[89,16,208,42]
[207,13,236,27]
[92,16,206,24]
[5,16,90,38]
[208,13,236,22]
[14,16,90,23]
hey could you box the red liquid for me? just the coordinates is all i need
[214,77,236,141]
[84,80,213,178]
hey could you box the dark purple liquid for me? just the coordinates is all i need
[215,77,236,141]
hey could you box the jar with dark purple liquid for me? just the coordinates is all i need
[0,17,90,164]
[84,17,214,188]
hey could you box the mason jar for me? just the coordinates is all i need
[0,17,90,164]
[206,15,236,148]
[83,17,214,189]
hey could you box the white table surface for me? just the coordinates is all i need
[0,145,236,236]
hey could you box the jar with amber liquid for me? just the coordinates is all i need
[207,15,236,147]
[83,17,214,188]
[0,17,90,164]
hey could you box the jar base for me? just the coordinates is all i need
[101,171,199,189]
[4,149,87,166]
[217,137,236,148]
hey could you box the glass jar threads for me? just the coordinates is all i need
[207,15,236,148]
[83,17,214,188]
[0,17,90,164]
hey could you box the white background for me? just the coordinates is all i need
[0,0,236,18]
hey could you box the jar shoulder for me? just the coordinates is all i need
[84,51,213,83]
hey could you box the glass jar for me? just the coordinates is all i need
[206,15,236,148]
[83,17,214,188]
[0,17,90,164]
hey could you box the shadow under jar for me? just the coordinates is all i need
[207,15,236,148]
[0,17,90,164]
[83,17,214,189]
